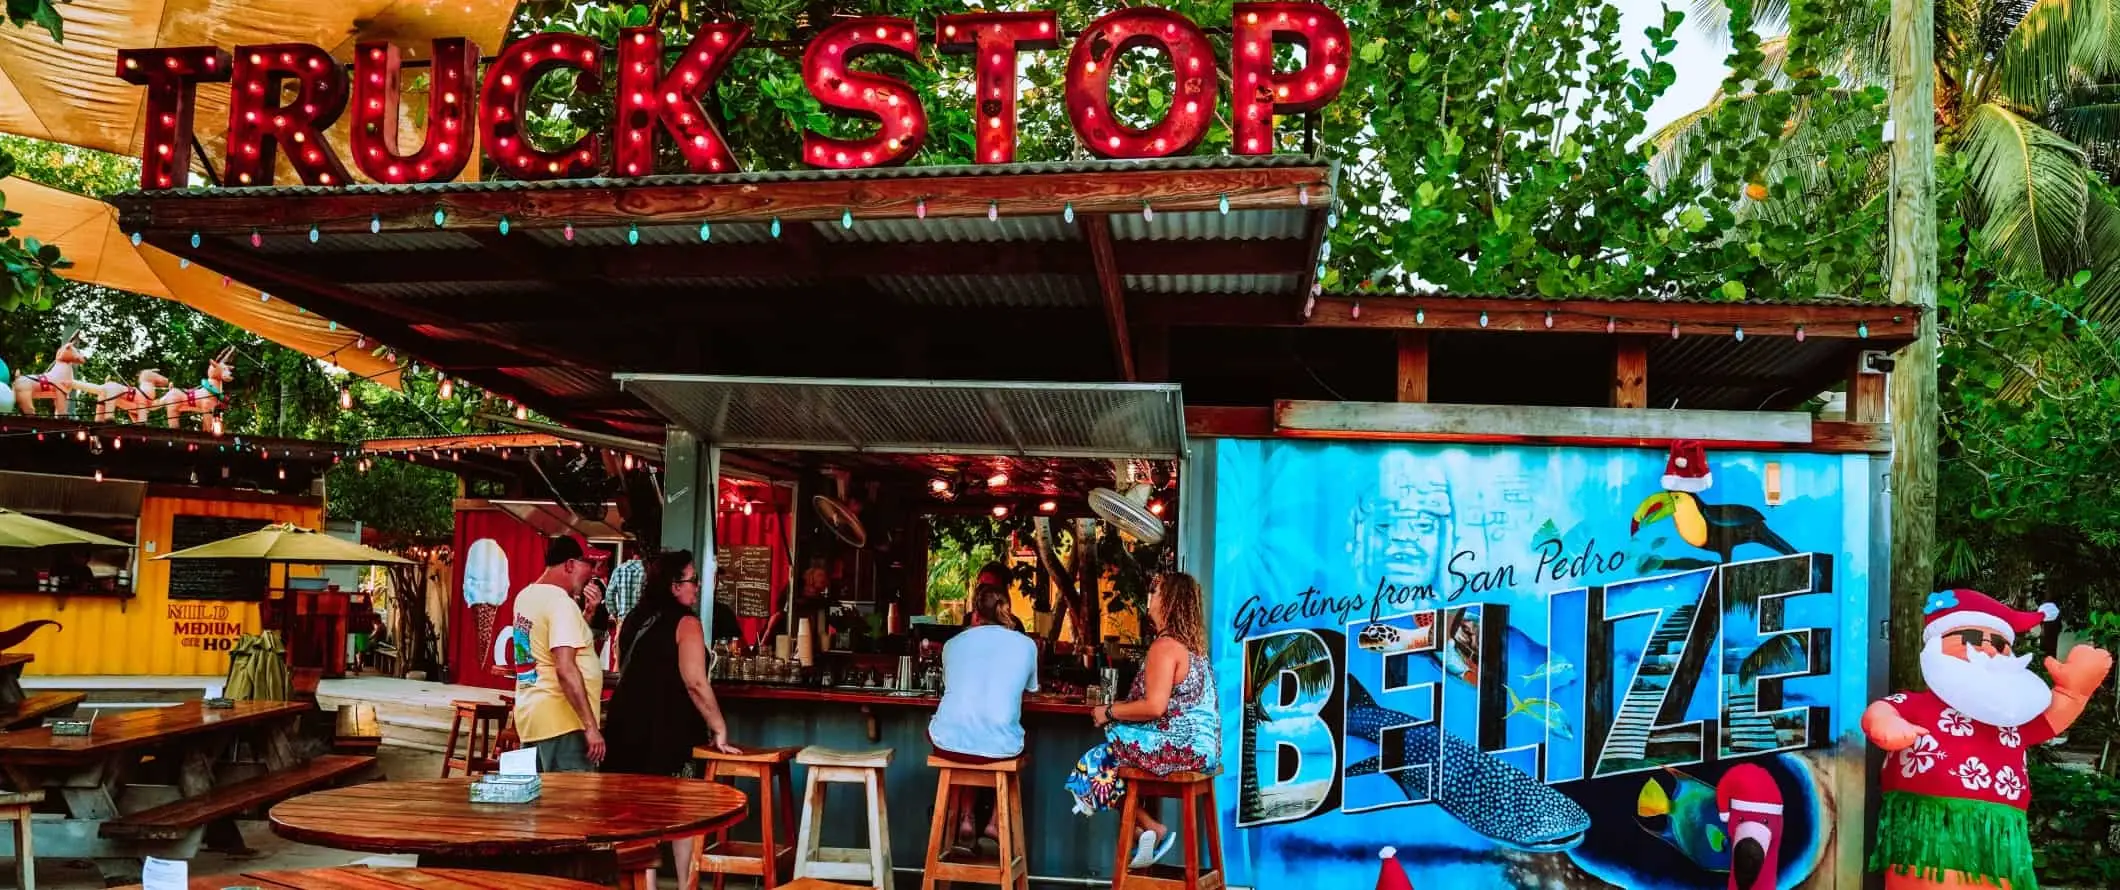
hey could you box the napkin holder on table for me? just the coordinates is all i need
[470,747,541,803]
[49,710,96,736]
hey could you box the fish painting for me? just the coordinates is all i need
[1521,658,1576,686]
[1345,678,1592,852]
[1635,767,1731,872]
[1503,685,1575,741]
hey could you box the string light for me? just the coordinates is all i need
[438,377,453,400]
[433,207,447,227]
[1415,308,1425,325]
[770,217,782,238]
[1858,322,1869,339]
[1218,194,1230,215]
[370,214,380,234]
[988,201,999,222]
[1142,201,1154,222]
[1063,202,1074,223]
[1478,311,1489,328]
[308,224,320,243]
[627,223,641,245]
[842,209,854,229]
[499,215,510,236]
[190,232,201,248]
[991,504,1011,518]
[1734,326,1745,342]
[131,232,142,247]
[1606,317,1616,334]
[698,221,711,241]
[1544,311,1554,329]
[563,222,575,241]
[1671,322,1681,339]
[1039,500,1058,513]
[1795,325,1806,342]
[916,198,927,219]
[339,388,354,410]
[250,229,261,247]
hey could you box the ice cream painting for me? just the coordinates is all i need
[461,537,509,672]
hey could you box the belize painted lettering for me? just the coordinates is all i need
[1236,552,1833,828]
[117,2,1351,190]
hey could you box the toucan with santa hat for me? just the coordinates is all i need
[1630,440,1797,563]
[1864,589,2112,890]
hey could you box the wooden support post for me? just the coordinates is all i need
[1082,215,1136,381]
[1847,351,1888,423]
[1612,338,1649,409]
[1887,0,1939,690]
[1395,332,1429,403]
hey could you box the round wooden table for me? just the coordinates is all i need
[122,867,604,888]
[269,775,747,886]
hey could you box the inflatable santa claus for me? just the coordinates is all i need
[1865,589,2112,889]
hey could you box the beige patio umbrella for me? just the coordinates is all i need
[0,508,129,549]
[4,175,402,387]
[0,0,517,180]
[155,522,411,565]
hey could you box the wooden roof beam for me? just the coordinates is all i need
[1131,292,1921,342]
[1082,214,1135,381]
[112,165,1330,235]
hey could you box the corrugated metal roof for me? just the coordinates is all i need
[1108,209,1309,241]
[113,154,1333,200]
[1356,289,1896,308]
[348,280,544,299]
[521,220,779,246]
[626,276,802,290]
[815,215,1078,244]
[872,274,1091,308]
[1126,273,1300,295]
[254,230,484,254]
[614,374,1186,459]
[1649,334,1836,410]
[504,366,618,400]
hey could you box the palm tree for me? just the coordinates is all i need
[1655,0,2120,318]
[1236,632,1337,821]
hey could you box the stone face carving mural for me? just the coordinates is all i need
[1209,439,1874,889]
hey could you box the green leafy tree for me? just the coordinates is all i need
[0,6,72,311]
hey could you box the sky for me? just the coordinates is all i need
[1616,0,1733,131]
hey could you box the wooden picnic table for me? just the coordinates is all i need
[0,652,84,730]
[270,774,748,886]
[117,865,606,888]
[0,700,378,885]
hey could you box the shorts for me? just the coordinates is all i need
[528,730,594,772]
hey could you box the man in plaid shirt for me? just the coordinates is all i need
[605,556,646,624]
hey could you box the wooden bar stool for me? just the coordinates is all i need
[781,880,865,890]
[439,700,510,778]
[1111,768,1224,890]
[615,838,660,890]
[0,790,40,890]
[689,745,801,890]
[920,753,1027,890]
[791,746,894,890]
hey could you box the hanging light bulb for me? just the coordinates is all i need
[370,214,381,234]
[1478,311,1489,328]
[1734,326,1745,342]
[987,471,1009,488]
[179,258,190,269]
[339,388,353,410]
[191,232,202,249]
[991,504,1011,518]
[742,500,754,516]
[1606,317,1617,334]
[189,469,200,484]
[1795,325,1806,342]
[1063,203,1075,223]
[515,404,529,420]
[1544,311,1554,329]
[131,232,143,247]
[249,229,261,247]
[499,215,510,236]
[563,222,575,241]
[1218,194,1230,214]
[211,416,224,436]
[1299,186,1311,206]
[94,469,104,483]
[278,465,287,480]
[915,198,927,219]
[1147,501,1165,516]
[698,221,711,241]
[308,224,320,243]
[929,478,951,494]
[1142,201,1154,222]
[1670,321,1681,339]
[1858,322,1869,339]
[770,217,782,238]
[622,453,636,471]
[627,223,640,245]
[1038,500,1058,513]
[438,377,454,400]
[988,201,999,222]
[433,207,447,227]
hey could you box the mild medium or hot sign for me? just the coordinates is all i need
[1211,441,1867,888]
[116,2,1351,190]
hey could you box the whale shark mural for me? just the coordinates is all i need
[1206,439,1873,889]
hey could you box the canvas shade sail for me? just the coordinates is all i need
[4,175,401,386]
[156,522,411,564]
[0,507,130,548]
[0,0,516,180]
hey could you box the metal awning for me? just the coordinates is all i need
[614,375,1186,460]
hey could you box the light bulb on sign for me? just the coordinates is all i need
[987,472,1009,488]
[992,505,1011,518]
[1039,500,1057,513]
[929,478,950,494]
[1148,501,1165,516]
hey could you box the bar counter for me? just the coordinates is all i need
[713,682,1122,887]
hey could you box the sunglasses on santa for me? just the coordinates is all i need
[1952,629,2012,653]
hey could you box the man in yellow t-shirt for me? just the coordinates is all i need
[510,536,608,771]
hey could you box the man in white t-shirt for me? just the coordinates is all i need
[928,583,1038,846]
[510,536,608,771]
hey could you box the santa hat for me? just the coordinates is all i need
[1662,440,1712,493]
[1921,588,2058,644]
[1375,846,1413,890]
[1715,762,1783,825]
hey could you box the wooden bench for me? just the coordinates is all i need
[0,691,82,730]
[101,754,377,841]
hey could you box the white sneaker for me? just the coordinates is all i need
[1128,829,1159,869]
[1152,830,1179,864]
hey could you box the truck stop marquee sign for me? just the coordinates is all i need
[118,2,1352,190]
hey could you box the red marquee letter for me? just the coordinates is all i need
[482,34,605,179]
[117,47,231,190]
[802,17,926,169]
[225,44,352,186]
[350,39,479,184]
[615,23,750,176]
[1231,3,1352,154]
[936,11,1059,165]
[1065,8,1217,159]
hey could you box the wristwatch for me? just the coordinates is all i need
[1102,704,1114,723]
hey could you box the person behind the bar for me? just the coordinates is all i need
[1067,571,1220,869]
[511,535,608,772]
[960,561,1023,629]
[929,582,1039,848]
[602,549,741,888]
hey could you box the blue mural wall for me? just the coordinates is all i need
[1207,439,1876,889]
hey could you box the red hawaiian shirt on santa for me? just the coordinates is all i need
[1877,690,2052,810]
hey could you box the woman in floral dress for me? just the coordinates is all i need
[1069,572,1220,869]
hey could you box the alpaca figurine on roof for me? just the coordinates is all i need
[10,331,85,416]
[159,348,233,428]
[78,369,170,424]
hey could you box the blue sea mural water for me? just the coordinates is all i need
[1207,439,1874,889]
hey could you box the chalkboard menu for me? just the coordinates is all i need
[166,515,272,601]
[714,545,772,618]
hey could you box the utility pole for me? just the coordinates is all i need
[1886,0,1937,690]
